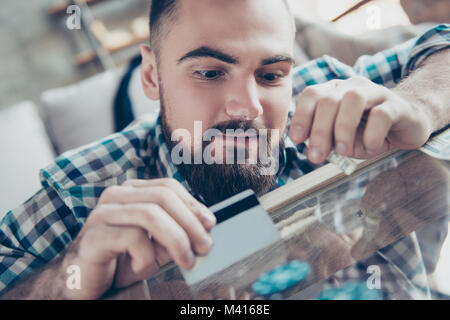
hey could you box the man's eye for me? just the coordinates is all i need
[259,73,284,83]
[194,70,224,80]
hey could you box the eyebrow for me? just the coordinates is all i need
[261,55,295,66]
[177,46,238,65]
[177,46,294,66]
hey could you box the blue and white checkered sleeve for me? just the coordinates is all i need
[402,24,450,76]
[291,24,450,101]
[0,186,81,295]
[352,24,450,88]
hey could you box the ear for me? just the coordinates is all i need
[140,45,160,100]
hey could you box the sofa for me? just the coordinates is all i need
[0,65,160,216]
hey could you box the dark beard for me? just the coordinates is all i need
[177,161,277,206]
[160,107,284,206]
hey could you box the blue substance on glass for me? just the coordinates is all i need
[252,260,311,296]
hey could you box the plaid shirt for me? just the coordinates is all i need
[1,24,449,298]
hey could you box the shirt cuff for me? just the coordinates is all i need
[403,24,450,76]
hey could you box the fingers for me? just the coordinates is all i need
[362,102,394,155]
[121,178,216,230]
[80,224,159,289]
[80,224,158,275]
[290,77,398,161]
[88,203,197,269]
[334,90,367,157]
[352,102,395,158]
[153,241,172,267]
[98,185,213,256]
[308,94,341,163]
[114,253,155,289]
[290,82,338,144]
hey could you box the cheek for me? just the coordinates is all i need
[164,77,220,130]
[163,76,223,151]
[260,86,291,133]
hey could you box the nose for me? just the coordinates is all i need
[225,77,263,120]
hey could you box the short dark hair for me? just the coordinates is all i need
[149,0,294,55]
[149,0,179,54]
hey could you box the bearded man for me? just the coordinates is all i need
[1,0,449,299]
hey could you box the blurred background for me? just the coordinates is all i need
[0,0,449,298]
[2,0,449,112]
[0,0,149,111]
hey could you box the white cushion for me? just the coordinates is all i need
[40,68,124,154]
[40,66,160,155]
[0,101,55,216]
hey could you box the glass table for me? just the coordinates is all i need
[108,149,450,300]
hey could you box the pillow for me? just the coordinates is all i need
[0,101,55,216]
[40,68,125,154]
[40,66,160,155]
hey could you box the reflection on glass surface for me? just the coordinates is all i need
[144,150,449,300]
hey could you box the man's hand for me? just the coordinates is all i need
[60,178,216,299]
[289,76,434,163]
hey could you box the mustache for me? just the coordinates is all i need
[207,119,268,134]
[202,120,273,150]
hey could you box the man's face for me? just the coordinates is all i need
[142,0,295,204]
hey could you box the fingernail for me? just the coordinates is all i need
[199,234,213,251]
[290,125,305,142]
[309,147,323,162]
[200,208,216,224]
[184,250,195,267]
[336,142,347,156]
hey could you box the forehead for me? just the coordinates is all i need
[162,0,294,61]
